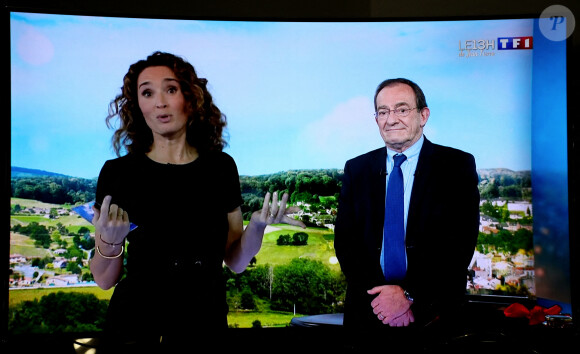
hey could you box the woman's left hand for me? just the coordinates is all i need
[252,191,306,228]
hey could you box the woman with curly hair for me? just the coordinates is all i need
[89,51,304,350]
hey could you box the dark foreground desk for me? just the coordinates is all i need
[288,303,579,353]
[3,303,578,353]
[290,313,344,327]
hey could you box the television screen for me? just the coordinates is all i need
[8,8,573,339]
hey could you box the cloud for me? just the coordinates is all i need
[16,26,54,66]
[291,96,383,168]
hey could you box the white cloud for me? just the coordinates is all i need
[16,25,54,66]
[292,96,383,168]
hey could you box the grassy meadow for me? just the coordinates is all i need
[227,310,299,328]
[255,225,339,272]
[8,287,115,308]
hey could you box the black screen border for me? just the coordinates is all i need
[4,0,579,347]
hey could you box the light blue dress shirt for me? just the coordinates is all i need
[380,135,424,276]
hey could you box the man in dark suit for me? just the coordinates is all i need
[335,78,480,337]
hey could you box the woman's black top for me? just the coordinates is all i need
[95,151,243,338]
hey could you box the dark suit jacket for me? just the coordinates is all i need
[335,137,480,329]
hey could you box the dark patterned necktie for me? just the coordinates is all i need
[383,154,407,282]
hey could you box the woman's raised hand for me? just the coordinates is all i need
[253,191,306,228]
[92,195,130,244]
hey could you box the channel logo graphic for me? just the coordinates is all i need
[498,37,533,50]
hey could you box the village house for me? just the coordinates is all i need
[53,259,68,269]
[9,254,27,264]
[46,274,79,287]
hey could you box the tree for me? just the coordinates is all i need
[11,176,96,204]
[82,272,94,282]
[480,200,501,220]
[271,258,346,315]
[11,204,22,214]
[481,181,500,199]
[31,256,53,269]
[73,233,95,251]
[276,232,309,246]
[51,230,62,244]
[66,245,85,261]
[56,222,68,235]
[16,222,52,248]
[500,202,511,222]
[240,288,256,310]
[495,229,513,253]
[66,260,82,274]
[511,228,533,253]
[277,234,291,245]
[8,291,108,334]
[500,185,522,199]
[292,232,308,245]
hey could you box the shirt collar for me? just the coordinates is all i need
[387,134,424,162]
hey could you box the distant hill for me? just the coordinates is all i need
[477,168,531,180]
[11,166,69,178]
[11,165,529,180]
[11,165,528,181]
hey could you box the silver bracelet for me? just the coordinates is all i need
[96,245,124,259]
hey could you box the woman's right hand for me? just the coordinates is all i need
[92,195,130,245]
[251,191,305,229]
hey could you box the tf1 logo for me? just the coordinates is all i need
[498,36,533,50]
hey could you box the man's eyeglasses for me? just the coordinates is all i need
[374,107,417,119]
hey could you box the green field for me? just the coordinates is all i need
[256,225,339,272]
[10,197,95,231]
[8,287,115,308]
[10,230,89,259]
[9,233,52,258]
[11,198,67,209]
[11,214,93,228]
[227,310,299,328]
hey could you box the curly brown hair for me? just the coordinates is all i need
[106,51,227,156]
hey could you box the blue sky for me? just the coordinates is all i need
[11,13,537,179]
